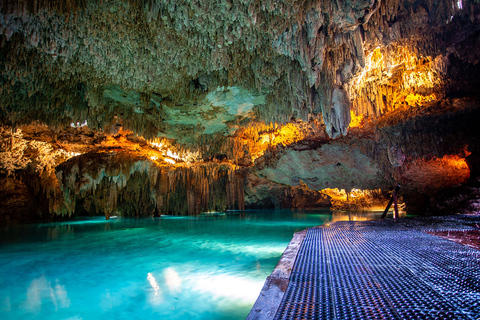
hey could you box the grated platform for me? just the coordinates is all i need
[273,218,480,320]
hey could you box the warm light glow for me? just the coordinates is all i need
[396,152,471,195]
[330,209,407,222]
[349,188,362,197]
[101,130,140,150]
[349,110,365,128]
[233,121,306,162]
[349,45,443,118]
[354,47,383,87]
[405,93,437,106]
[275,123,304,146]
[321,188,399,211]
[165,158,176,165]
[446,155,469,168]
[95,130,186,166]
[166,150,180,160]
[61,150,82,158]
[149,141,164,149]
[0,128,85,176]
[434,154,470,173]
[147,138,201,163]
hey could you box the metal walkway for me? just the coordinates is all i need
[273,218,480,320]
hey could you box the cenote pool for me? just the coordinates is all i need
[0,209,392,320]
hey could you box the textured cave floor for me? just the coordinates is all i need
[249,214,480,320]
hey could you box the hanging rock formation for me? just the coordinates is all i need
[0,0,417,140]
[56,150,244,218]
[1,0,480,221]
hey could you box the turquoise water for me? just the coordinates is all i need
[0,210,382,320]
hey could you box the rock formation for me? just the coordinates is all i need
[1,0,479,221]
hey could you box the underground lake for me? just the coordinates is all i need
[0,209,401,320]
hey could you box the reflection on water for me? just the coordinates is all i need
[46,225,75,241]
[164,268,182,294]
[0,209,399,320]
[330,208,406,222]
[23,275,71,313]
[190,273,263,303]
[147,273,161,297]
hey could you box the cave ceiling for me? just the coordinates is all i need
[1,0,480,219]
[1,0,477,142]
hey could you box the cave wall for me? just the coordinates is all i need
[55,151,245,218]
[247,97,480,213]
[0,126,246,221]
[1,0,480,221]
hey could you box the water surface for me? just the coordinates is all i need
[0,209,389,320]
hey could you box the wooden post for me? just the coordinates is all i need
[393,190,399,219]
[381,185,401,219]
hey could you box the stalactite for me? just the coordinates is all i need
[1,0,479,221]
[55,150,244,217]
[1,0,475,141]
[347,45,447,121]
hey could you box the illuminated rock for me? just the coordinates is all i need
[244,173,332,210]
[0,0,480,220]
[56,150,244,218]
[256,143,384,192]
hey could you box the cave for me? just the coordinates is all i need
[1,0,480,319]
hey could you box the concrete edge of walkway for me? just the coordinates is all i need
[246,229,307,320]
